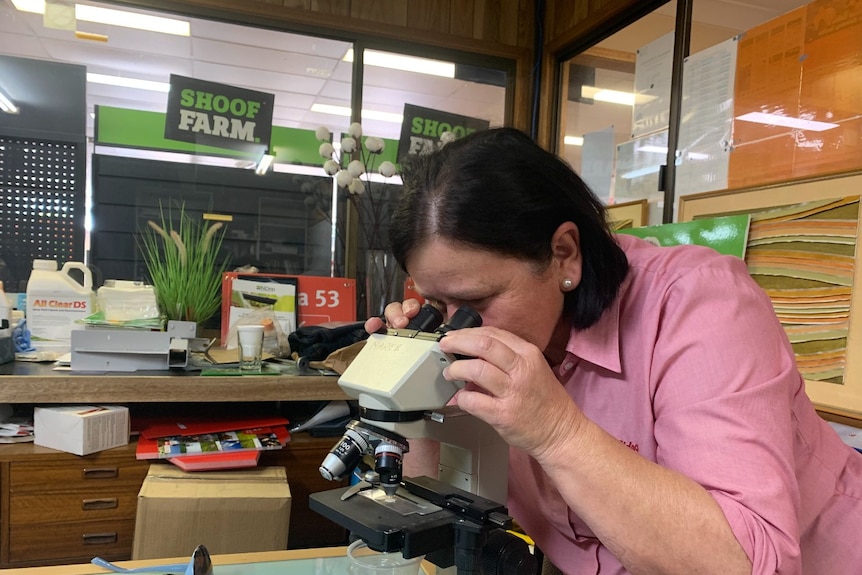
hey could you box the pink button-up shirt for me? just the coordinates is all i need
[509,234,862,574]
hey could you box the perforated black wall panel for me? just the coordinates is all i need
[0,135,86,292]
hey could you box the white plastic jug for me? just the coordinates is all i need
[0,280,11,339]
[25,259,94,353]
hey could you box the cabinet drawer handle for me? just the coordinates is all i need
[82,498,118,510]
[82,467,119,479]
[82,532,118,545]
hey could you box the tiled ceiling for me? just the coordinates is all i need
[0,0,507,142]
[0,0,813,143]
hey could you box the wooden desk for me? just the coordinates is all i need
[0,547,351,574]
[0,362,349,403]
[0,361,352,569]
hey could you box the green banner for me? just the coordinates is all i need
[95,106,399,169]
[616,214,751,258]
[397,103,489,163]
[165,74,274,154]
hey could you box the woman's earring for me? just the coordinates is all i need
[562,278,574,291]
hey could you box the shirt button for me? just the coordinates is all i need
[563,361,574,372]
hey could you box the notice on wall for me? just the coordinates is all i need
[581,126,616,204]
[397,104,490,163]
[632,32,674,138]
[164,74,274,154]
[675,36,738,197]
[614,130,668,206]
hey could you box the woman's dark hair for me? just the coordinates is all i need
[390,127,629,330]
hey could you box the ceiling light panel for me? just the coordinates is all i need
[192,38,337,78]
[0,88,19,113]
[580,85,636,106]
[309,103,403,124]
[191,18,350,59]
[38,38,192,81]
[75,5,189,35]
[87,72,170,92]
[193,60,327,96]
[12,1,190,35]
[344,48,455,78]
[10,0,43,13]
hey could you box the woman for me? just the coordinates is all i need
[365,127,862,574]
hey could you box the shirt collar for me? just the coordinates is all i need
[564,279,625,374]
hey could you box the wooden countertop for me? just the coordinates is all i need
[0,547,438,574]
[0,547,352,574]
[0,361,349,403]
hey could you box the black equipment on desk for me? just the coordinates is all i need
[309,476,536,575]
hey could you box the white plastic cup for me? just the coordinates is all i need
[236,325,265,371]
[347,540,423,575]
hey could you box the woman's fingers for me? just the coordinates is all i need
[366,298,426,332]
[439,327,526,394]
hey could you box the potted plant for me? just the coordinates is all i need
[138,203,230,330]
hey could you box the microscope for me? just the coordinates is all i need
[309,305,536,575]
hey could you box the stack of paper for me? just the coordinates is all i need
[135,415,291,471]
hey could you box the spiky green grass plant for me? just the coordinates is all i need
[138,204,230,324]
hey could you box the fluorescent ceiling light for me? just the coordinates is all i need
[580,86,636,106]
[10,0,43,11]
[311,103,403,124]
[12,1,190,36]
[638,145,668,154]
[255,154,275,176]
[620,165,662,180]
[564,136,583,146]
[344,48,455,78]
[87,73,170,92]
[0,88,19,114]
[735,112,839,132]
[639,145,709,161]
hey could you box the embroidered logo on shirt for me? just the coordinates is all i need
[619,439,639,452]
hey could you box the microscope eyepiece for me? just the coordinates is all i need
[406,303,444,332]
[435,306,482,333]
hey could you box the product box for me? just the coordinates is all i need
[220,273,357,344]
[132,464,292,560]
[34,405,130,456]
[223,274,298,347]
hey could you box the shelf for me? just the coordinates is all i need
[0,362,348,403]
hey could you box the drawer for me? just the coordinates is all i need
[10,458,149,492]
[8,518,135,563]
[11,489,139,524]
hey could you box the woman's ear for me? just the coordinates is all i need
[552,222,582,288]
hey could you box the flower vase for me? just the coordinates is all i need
[365,249,405,319]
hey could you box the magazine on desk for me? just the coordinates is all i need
[136,426,290,460]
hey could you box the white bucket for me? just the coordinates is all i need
[25,259,94,353]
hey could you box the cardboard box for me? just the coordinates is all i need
[34,405,129,456]
[133,464,292,560]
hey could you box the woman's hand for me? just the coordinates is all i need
[363,298,424,334]
[438,325,584,463]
